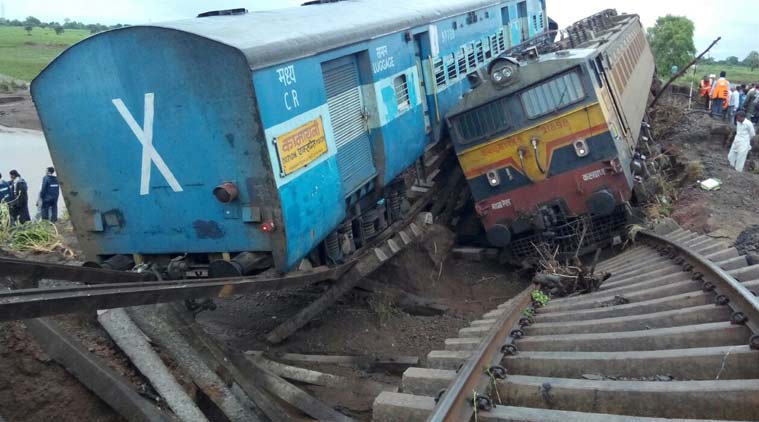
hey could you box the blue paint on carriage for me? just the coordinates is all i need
[31,0,548,272]
[31,27,275,256]
[278,158,345,269]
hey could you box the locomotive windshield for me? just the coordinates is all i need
[452,96,512,144]
[520,71,585,119]
[452,68,587,145]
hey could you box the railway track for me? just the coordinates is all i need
[374,226,759,421]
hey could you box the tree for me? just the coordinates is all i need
[53,25,65,35]
[24,25,32,35]
[23,16,41,27]
[744,51,759,71]
[647,15,696,78]
[725,56,740,66]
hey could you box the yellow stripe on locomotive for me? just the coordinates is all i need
[458,102,609,182]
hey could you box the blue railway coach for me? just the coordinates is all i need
[31,0,548,274]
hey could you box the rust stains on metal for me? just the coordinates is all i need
[192,220,224,239]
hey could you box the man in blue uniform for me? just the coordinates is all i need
[7,170,30,225]
[39,167,60,222]
[0,173,11,203]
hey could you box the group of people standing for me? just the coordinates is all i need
[699,71,758,173]
[701,72,759,122]
[0,167,60,225]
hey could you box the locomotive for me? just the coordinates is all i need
[447,10,655,262]
[31,0,549,275]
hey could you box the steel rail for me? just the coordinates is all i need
[0,264,351,321]
[0,256,151,284]
[425,229,759,422]
[426,287,533,422]
[639,230,759,342]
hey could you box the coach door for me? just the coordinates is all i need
[322,56,377,196]
[413,33,432,134]
[517,1,529,42]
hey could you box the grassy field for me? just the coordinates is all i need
[673,63,759,88]
[0,26,89,82]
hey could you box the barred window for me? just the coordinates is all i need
[521,71,585,119]
[457,48,467,75]
[446,54,457,81]
[467,44,476,70]
[498,29,506,51]
[394,74,410,111]
[490,34,499,55]
[433,57,445,87]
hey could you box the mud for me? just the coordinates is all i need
[1,220,527,421]
[735,225,759,256]
[658,107,759,241]
[197,226,527,420]
[0,321,125,422]
[0,91,41,131]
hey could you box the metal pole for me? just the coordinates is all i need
[650,37,721,109]
[688,63,696,110]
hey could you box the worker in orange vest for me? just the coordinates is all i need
[710,71,730,118]
[700,76,711,110]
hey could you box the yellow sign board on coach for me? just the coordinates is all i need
[275,117,328,176]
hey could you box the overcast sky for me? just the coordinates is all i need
[2,0,755,59]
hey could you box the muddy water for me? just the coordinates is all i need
[0,125,66,214]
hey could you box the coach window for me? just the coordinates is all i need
[394,74,410,111]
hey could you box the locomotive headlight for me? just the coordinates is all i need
[486,170,501,187]
[574,139,589,157]
[489,58,519,86]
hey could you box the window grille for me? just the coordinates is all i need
[394,74,410,111]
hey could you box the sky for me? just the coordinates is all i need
[1,0,756,59]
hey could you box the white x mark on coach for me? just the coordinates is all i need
[112,93,183,196]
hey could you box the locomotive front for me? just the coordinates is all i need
[448,52,633,261]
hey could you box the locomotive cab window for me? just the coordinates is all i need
[590,56,604,88]
[394,74,410,111]
[521,71,585,119]
[452,96,512,144]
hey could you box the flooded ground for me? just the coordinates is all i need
[0,125,66,215]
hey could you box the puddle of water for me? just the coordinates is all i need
[0,125,66,215]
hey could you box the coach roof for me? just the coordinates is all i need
[151,0,512,70]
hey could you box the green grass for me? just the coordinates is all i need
[673,63,759,88]
[0,26,89,82]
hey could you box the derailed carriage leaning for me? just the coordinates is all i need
[446,10,655,264]
[30,0,550,277]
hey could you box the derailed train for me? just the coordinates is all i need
[31,0,551,275]
[447,10,655,262]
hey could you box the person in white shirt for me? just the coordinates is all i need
[728,111,756,172]
[728,86,740,123]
